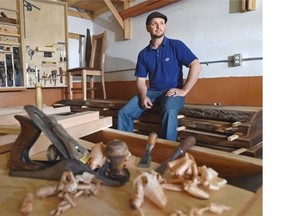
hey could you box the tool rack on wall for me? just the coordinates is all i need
[0,0,68,91]
[0,7,23,89]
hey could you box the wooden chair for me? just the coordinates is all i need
[68,31,107,100]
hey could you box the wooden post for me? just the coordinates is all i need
[35,83,43,111]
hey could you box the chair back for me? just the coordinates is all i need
[89,31,107,70]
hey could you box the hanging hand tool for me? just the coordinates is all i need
[155,136,196,175]
[137,132,158,168]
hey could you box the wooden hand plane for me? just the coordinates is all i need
[8,105,129,186]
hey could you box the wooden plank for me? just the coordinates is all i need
[0,124,20,135]
[29,116,113,156]
[120,0,181,20]
[0,106,71,126]
[68,32,85,40]
[68,9,92,20]
[231,148,248,155]
[178,129,262,149]
[179,117,234,134]
[0,106,24,116]
[104,0,124,29]
[52,111,100,127]
[119,0,158,19]
[86,99,126,110]
[134,121,161,135]
[123,0,131,40]
[180,104,262,123]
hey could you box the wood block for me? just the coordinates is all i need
[228,134,239,141]
[134,121,161,135]
[29,116,112,156]
[180,104,262,123]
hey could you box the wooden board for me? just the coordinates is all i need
[0,106,71,125]
[178,130,262,149]
[180,105,262,123]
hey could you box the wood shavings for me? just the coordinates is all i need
[32,171,103,216]
[36,185,58,198]
[86,143,106,170]
[183,180,209,199]
[130,171,167,210]
[162,152,227,200]
[20,192,33,216]
[198,165,227,190]
[170,202,231,216]
[209,202,231,214]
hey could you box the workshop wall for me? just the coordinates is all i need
[0,0,262,107]
[93,0,263,81]
[76,0,263,106]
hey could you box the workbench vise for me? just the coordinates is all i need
[8,105,129,186]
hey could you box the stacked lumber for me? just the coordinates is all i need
[177,105,262,158]
[0,105,113,155]
[53,100,262,158]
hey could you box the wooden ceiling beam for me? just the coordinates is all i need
[120,0,182,20]
[68,9,93,20]
[103,0,124,29]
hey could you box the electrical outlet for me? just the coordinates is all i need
[233,54,242,66]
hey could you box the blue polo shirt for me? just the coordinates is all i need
[135,37,197,91]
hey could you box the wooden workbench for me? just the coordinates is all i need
[0,107,262,215]
[0,150,261,216]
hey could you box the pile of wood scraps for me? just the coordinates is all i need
[53,99,262,158]
[177,105,262,158]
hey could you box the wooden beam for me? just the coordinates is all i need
[103,0,124,29]
[120,0,181,20]
[68,9,92,20]
[123,0,131,40]
[68,32,85,40]
[120,0,158,20]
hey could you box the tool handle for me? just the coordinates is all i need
[147,132,158,150]
[177,136,196,152]
[155,136,196,175]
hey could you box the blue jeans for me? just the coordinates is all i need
[117,90,185,141]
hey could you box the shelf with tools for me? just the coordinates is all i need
[0,5,23,89]
[0,0,68,90]
[21,0,68,88]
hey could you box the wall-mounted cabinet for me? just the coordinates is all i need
[0,0,68,91]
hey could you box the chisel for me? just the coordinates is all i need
[155,136,196,175]
[137,132,158,168]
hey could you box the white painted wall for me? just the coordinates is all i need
[67,0,262,82]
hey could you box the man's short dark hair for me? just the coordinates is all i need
[146,11,168,25]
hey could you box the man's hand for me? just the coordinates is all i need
[141,96,153,109]
[166,88,185,97]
